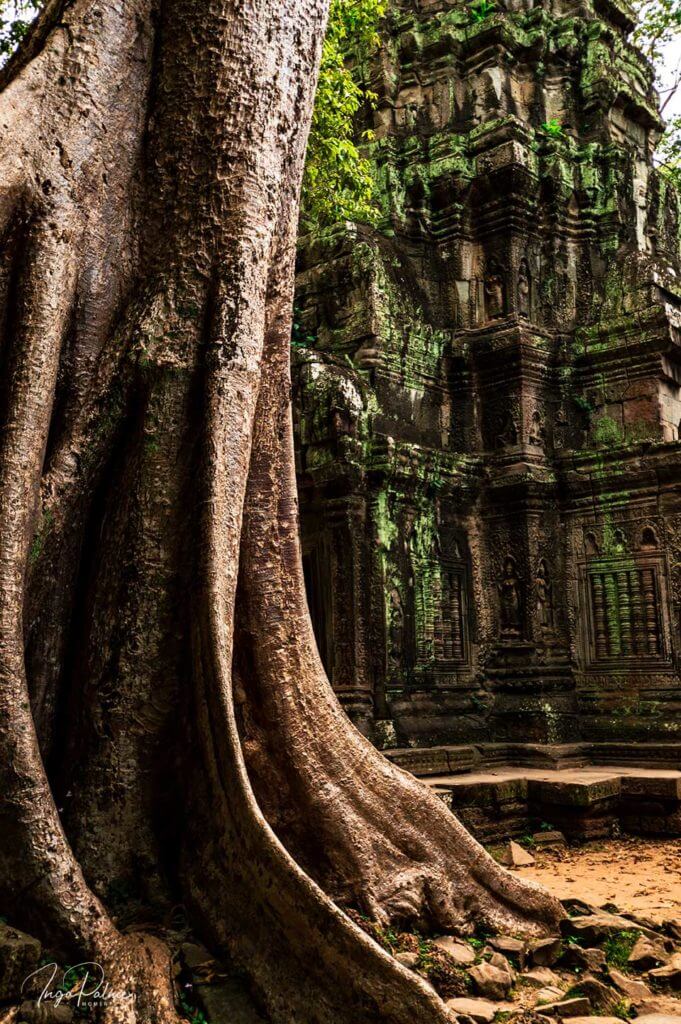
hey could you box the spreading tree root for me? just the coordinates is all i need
[0,3,563,1024]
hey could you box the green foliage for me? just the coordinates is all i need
[658,113,681,189]
[0,0,39,61]
[469,0,496,24]
[302,0,385,234]
[541,118,566,139]
[633,0,681,181]
[602,929,640,968]
[178,989,209,1024]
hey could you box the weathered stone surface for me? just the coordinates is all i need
[608,968,651,1003]
[629,936,668,970]
[520,968,564,990]
[0,924,42,1002]
[635,1016,681,1024]
[433,936,476,966]
[529,937,562,967]
[573,974,617,1012]
[395,951,419,969]
[499,841,535,868]
[565,912,655,945]
[534,986,565,1005]
[488,951,515,981]
[649,960,681,990]
[489,936,527,967]
[468,962,513,1001]
[536,997,591,1018]
[445,997,502,1023]
[560,945,607,972]
[563,1018,625,1024]
[533,831,567,849]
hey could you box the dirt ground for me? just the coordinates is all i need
[516,835,681,923]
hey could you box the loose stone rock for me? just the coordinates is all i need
[489,937,527,968]
[395,951,419,969]
[488,951,516,981]
[560,945,607,972]
[536,997,591,1018]
[534,986,565,1005]
[433,936,476,966]
[572,974,618,1012]
[649,961,681,990]
[529,937,563,967]
[446,997,503,1023]
[520,967,564,990]
[469,962,514,1001]
[635,1016,681,1024]
[499,841,536,868]
[0,925,42,1003]
[563,1018,625,1024]
[609,967,652,1003]
[565,913,659,945]
[629,936,669,971]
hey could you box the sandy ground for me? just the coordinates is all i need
[516,836,681,923]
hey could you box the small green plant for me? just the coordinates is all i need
[539,821,554,832]
[465,936,485,951]
[470,0,496,22]
[603,929,640,968]
[179,988,209,1024]
[612,997,632,1021]
[519,834,535,848]
[541,118,566,139]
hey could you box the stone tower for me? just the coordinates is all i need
[293,0,681,748]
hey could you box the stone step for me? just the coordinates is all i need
[422,765,681,842]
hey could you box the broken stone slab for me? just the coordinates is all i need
[488,936,526,968]
[468,962,514,1000]
[648,961,681,990]
[628,936,669,970]
[536,997,591,1018]
[446,997,508,1023]
[634,1016,681,1024]
[395,951,419,969]
[534,986,565,1005]
[433,936,476,966]
[488,951,515,979]
[608,968,651,1003]
[520,967,565,990]
[560,945,607,972]
[563,1018,626,1024]
[573,974,619,1012]
[0,924,42,1002]
[563,911,659,944]
[529,937,563,966]
[498,840,535,867]
[533,830,567,849]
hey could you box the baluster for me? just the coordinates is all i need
[591,573,608,659]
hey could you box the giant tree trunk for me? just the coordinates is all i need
[0,2,564,1022]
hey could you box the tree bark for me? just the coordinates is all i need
[0,2,564,1022]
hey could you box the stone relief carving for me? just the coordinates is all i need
[484,263,506,320]
[498,556,522,638]
[535,559,554,632]
[528,409,545,448]
[517,258,531,318]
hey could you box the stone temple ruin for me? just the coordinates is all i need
[293,0,681,840]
